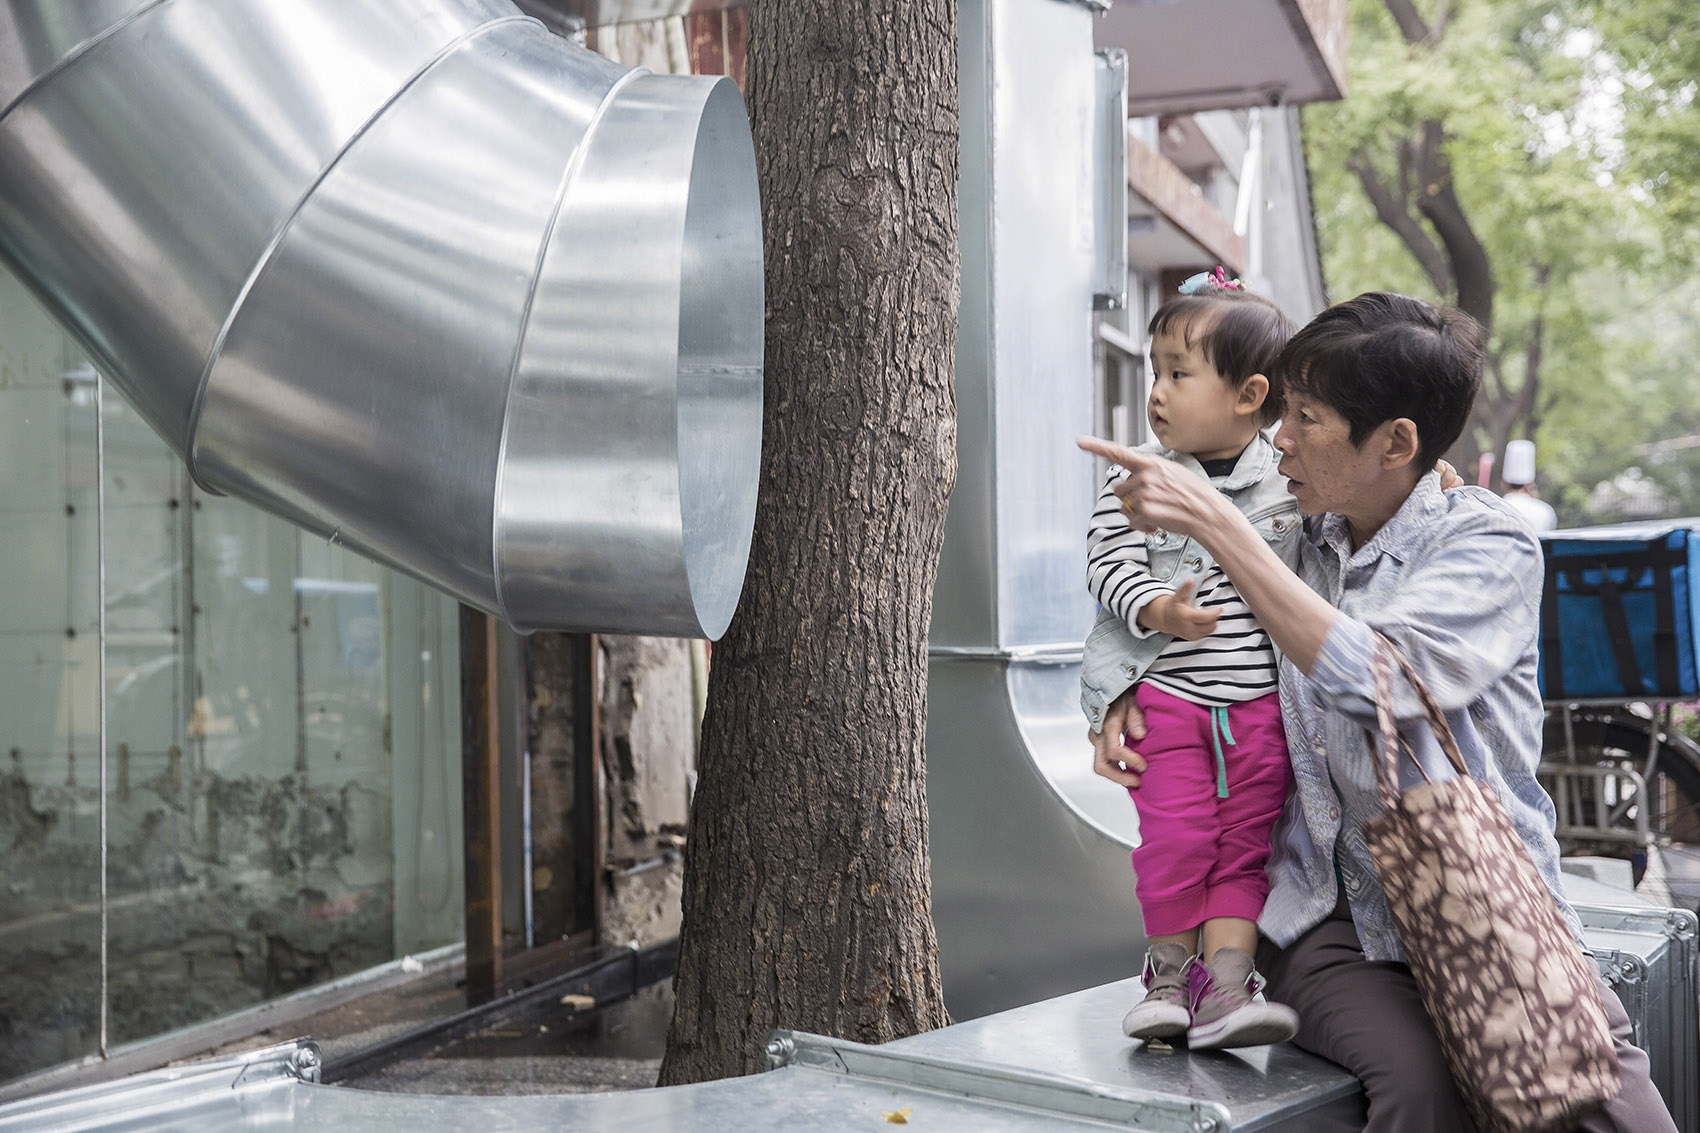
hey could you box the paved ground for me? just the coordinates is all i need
[182,942,676,1100]
[337,983,671,1096]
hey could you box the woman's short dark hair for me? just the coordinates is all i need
[1148,290,1297,427]
[1271,292,1485,467]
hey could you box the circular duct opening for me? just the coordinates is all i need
[675,80,764,641]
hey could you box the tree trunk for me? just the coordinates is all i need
[659,0,958,1085]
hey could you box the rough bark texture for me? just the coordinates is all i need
[1352,0,1528,481]
[659,0,958,1084]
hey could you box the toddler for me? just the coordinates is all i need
[1080,270,1301,1049]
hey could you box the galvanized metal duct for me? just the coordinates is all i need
[0,0,763,637]
[927,0,1139,1022]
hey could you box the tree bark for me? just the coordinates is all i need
[1351,155,1451,295]
[1382,0,1434,45]
[1412,121,1493,334]
[660,0,958,1085]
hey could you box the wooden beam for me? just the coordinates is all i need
[459,606,504,1002]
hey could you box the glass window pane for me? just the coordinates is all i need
[0,264,464,1087]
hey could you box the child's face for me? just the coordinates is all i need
[1146,321,1258,461]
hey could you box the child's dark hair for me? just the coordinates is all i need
[1148,289,1296,427]
[1270,291,1484,467]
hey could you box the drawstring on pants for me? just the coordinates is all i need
[1209,706,1235,799]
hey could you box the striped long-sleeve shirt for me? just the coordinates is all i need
[1086,455,1280,707]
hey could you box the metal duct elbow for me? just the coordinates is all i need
[0,0,764,638]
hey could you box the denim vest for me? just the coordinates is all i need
[1080,434,1301,733]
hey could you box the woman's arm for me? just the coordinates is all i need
[1077,435,1338,674]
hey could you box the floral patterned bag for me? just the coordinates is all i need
[1363,634,1620,1133]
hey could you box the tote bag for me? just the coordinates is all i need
[1363,634,1619,1133]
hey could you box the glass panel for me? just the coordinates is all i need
[0,264,465,1086]
[0,276,103,1081]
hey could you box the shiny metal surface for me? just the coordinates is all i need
[0,983,1365,1131]
[768,1030,1235,1133]
[1092,48,1129,311]
[493,72,762,635]
[0,0,147,114]
[929,0,1328,1019]
[0,1041,319,1132]
[928,656,1142,1021]
[0,0,762,637]
[929,0,1139,1023]
[893,979,1365,1131]
[934,0,1100,654]
[525,0,743,26]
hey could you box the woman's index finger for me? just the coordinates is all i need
[1075,435,1146,468]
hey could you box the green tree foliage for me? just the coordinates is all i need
[1588,0,1700,248]
[1301,0,1700,521]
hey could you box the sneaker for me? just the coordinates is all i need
[1184,947,1298,1050]
[1122,942,1193,1041]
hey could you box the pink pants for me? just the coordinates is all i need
[1128,683,1292,937]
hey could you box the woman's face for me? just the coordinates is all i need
[1272,391,1384,518]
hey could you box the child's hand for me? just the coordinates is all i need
[1143,582,1219,640]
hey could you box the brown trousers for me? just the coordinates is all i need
[1256,898,1678,1133]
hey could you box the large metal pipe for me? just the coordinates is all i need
[0,0,763,637]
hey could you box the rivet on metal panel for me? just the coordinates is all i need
[1666,910,1698,942]
[1192,1113,1224,1133]
[288,1045,322,1083]
[764,1032,796,1070]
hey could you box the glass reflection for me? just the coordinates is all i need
[0,265,463,1085]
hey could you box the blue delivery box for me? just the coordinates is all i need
[1539,518,1700,700]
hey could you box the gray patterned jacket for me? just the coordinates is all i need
[1258,472,1584,961]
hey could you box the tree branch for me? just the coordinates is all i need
[1484,349,1510,404]
[1512,315,1542,422]
[1412,120,1494,331]
[1382,0,1434,45]
[1349,153,1452,295]
[1511,265,1550,427]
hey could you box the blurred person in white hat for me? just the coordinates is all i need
[1500,438,1557,532]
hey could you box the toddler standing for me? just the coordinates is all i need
[1080,270,1301,1049]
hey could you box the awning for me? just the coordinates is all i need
[1096,0,1346,117]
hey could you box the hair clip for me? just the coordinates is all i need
[1178,266,1244,294]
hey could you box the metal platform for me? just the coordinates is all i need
[0,976,1361,1133]
[8,898,1697,1131]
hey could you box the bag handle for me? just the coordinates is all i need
[1369,633,1470,810]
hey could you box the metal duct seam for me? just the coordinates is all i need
[0,0,765,637]
[0,0,523,462]
[486,61,646,634]
[495,71,763,637]
[182,13,539,499]
[0,0,168,124]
